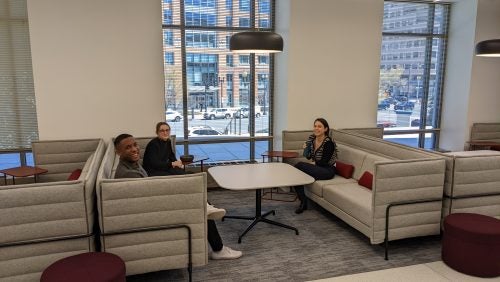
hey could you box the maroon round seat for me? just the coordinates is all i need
[442,213,500,278]
[41,252,126,282]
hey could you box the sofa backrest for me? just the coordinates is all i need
[470,122,500,142]
[33,139,101,182]
[339,127,384,139]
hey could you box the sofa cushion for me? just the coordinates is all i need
[336,144,367,180]
[306,177,356,197]
[67,169,82,181]
[336,161,354,179]
[358,171,373,190]
[323,183,372,226]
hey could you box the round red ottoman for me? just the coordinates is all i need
[41,252,126,282]
[442,213,500,278]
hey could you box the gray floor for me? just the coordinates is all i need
[127,188,442,282]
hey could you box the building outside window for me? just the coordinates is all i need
[162,0,275,163]
[377,1,449,149]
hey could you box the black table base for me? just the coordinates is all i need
[222,189,299,243]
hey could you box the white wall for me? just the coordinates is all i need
[274,0,383,148]
[28,0,165,141]
[441,0,500,150]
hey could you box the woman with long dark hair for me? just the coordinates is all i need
[294,118,337,214]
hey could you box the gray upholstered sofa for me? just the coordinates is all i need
[339,127,384,138]
[96,137,208,278]
[0,139,105,281]
[468,122,500,150]
[437,150,500,220]
[282,129,446,258]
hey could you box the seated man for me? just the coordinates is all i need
[114,133,242,260]
[142,122,225,220]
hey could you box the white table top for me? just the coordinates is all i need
[208,162,315,190]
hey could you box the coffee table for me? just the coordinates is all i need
[0,166,48,185]
[208,162,314,243]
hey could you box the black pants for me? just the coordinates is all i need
[294,162,336,203]
[207,220,223,251]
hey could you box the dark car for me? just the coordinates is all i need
[394,101,415,111]
[378,100,391,110]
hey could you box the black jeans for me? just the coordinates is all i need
[207,220,223,252]
[294,162,336,203]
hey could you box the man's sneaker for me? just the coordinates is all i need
[211,246,243,260]
[207,203,226,220]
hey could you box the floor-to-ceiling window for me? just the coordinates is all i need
[0,0,37,169]
[377,1,449,149]
[162,0,274,162]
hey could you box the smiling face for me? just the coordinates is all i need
[156,123,171,141]
[313,120,328,138]
[116,136,140,163]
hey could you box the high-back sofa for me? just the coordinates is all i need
[96,136,208,278]
[0,139,105,281]
[282,129,446,259]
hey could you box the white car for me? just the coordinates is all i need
[233,107,262,118]
[188,126,223,137]
[166,110,182,122]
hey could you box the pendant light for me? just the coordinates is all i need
[229,31,283,53]
[475,39,500,57]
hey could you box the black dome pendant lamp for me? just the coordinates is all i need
[229,31,283,53]
[475,39,500,57]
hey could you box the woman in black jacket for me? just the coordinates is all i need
[294,118,337,214]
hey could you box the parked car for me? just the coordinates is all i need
[188,126,223,136]
[377,121,397,128]
[394,101,415,111]
[165,110,182,122]
[203,108,236,120]
[233,107,262,118]
[378,100,391,110]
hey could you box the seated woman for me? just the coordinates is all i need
[294,118,337,214]
[143,122,226,220]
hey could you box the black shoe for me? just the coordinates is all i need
[295,202,307,214]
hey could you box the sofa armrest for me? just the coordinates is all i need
[371,158,446,244]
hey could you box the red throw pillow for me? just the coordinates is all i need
[336,161,354,179]
[358,171,373,190]
[67,169,82,181]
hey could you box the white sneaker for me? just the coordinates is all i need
[207,203,226,220]
[211,246,243,260]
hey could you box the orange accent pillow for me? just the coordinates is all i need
[358,171,373,190]
[67,169,82,181]
[335,161,354,179]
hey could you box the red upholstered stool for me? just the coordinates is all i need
[41,252,126,282]
[442,213,500,278]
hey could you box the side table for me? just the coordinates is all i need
[181,155,209,172]
[0,166,48,185]
[261,151,299,202]
[467,140,500,151]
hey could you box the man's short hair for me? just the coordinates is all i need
[114,133,133,148]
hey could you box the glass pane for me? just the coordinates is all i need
[0,153,20,170]
[433,4,449,34]
[163,28,185,138]
[187,142,250,162]
[425,38,446,129]
[26,152,34,166]
[383,132,434,148]
[383,2,431,34]
[378,36,426,129]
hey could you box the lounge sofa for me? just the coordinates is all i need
[437,150,500,220]
[339,127,384,138]
[468,122,500,150]
[0,139,105,281]
[96,137,208,279]
[282,129,446,259]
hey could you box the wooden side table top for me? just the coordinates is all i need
[0,166,48,177]
[261,151,299,159]
[467,140,500,146]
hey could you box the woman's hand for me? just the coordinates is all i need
[302,142,307,149]
[172,160,184,168]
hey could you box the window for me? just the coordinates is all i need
[226,54,233,66]
[239,17,250,27]
[239,55,250,65]
[378,1,449,149]
[164,52,174,65]
[0,0,38,158]
[239,0,250,12]
[161,0,275,163]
